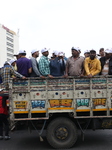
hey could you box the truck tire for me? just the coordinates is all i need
[46,117,77,149]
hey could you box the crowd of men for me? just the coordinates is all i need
[0,47,112,89]
[0,46,112,140]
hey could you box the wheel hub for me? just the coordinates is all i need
[55,127,68,140]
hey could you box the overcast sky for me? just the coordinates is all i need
[0,0,112,58]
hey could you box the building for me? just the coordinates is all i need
[0,24,19,66]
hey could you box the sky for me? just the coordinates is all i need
[0,0,112,58]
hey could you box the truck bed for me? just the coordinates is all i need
[8,76,112,121]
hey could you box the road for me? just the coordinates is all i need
[0,129,112,150]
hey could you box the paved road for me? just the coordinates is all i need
[0,129,112,150]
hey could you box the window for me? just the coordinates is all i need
[7,53,14,58]
[7,58,11,62]
[7,36,13,42]
[7,47,14,53]
[6,31,13,37]
[7,42,13,48]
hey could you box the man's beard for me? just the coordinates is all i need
[90,56,95,60]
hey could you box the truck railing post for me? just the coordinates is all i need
[73,78,76,117]
[28,78,31,118]
[107,76,110,116]
[46,78,49,118]
[90,78,93,116]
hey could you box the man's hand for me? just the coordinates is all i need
[64,74,68,78]
[87,74,93,78]
[40,76,46,79]
[80,74,84,77]
[22,76,26,79]
[48,74,54,78]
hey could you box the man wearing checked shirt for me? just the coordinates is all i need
[39,48,53,78]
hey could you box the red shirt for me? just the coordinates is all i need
[0,96,8,115]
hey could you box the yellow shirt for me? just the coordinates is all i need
[84,57,101,76]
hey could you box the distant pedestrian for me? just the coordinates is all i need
[0,89,10,140]
[16,50,32,77]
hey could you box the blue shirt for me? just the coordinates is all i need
[16,57,32,77]
[50,57,65,76]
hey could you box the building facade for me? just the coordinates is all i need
[0,24,19,66]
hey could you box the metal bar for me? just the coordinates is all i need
[14,117,49,121]
[74,116,112,119]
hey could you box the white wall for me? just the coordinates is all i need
[0,24,19,66]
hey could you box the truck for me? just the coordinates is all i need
[4,76,112,149]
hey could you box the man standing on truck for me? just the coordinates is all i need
[0,89,10,140]
[30,49,45,78]
[99,48,112,75]
[13,52,21,60]
[0,61,26,90]
[84,49,101,77]
[50,51,66,77]
[97,48,105,59]
[65,47,84,77]
[16,50,32,77]
[39,48,53,78]
[84,50,90,58]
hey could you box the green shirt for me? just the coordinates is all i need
[39,56,50,76]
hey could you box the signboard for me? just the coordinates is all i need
[49,99,72,108]
[14,101,27,109]
[31,100,45,109]
[76,98,90,108]
[92,98,106,108]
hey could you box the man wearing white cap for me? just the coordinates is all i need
[13,52,20,60]
[16,50,32,77]
[39,48,53,78]
[51,50,59,59]
[9,59,17,70]
[65,47,84,77]
[84,50,90,58]
[50,51,66,76]
[99,48,112,75]
[0,61,26,90]
[30,49,45,78]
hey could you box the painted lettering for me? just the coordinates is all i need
[49,99,72,107]
[31,100,45,109]
[77,99,89,107]
[93,98,106,106]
